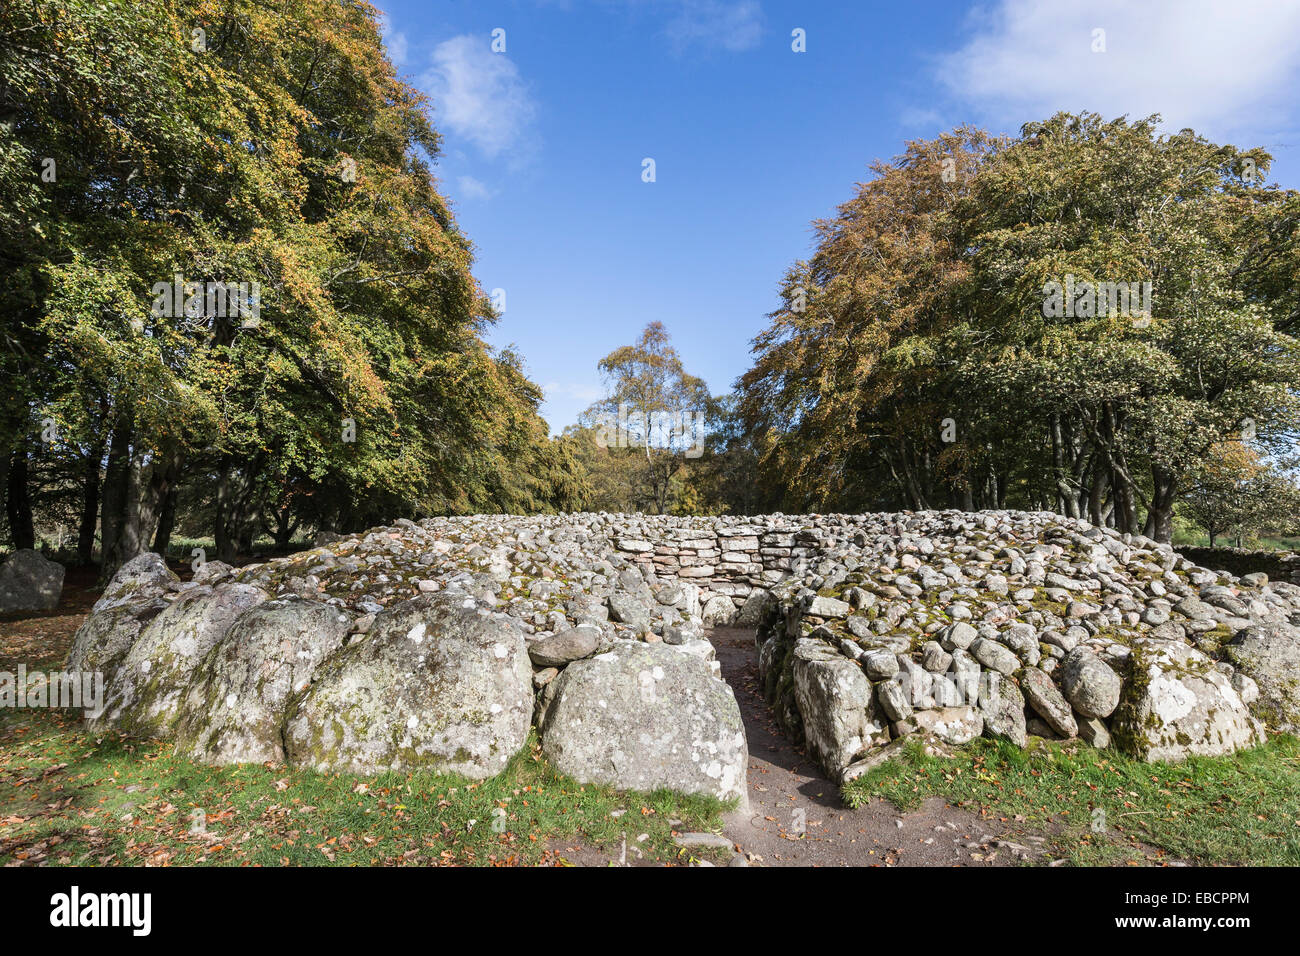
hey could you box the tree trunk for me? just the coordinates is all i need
[99,415,133,579]
[1143,467,1177,543]
[5,445,35,550]
[76,447,102,565]
[1087,461,1110,526]
[152,485,177,556]
[266,500,300,551]
[214,460,236,563]
[101,428,182,577]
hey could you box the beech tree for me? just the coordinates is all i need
[1,0,582,569]
[740,114,1300,542]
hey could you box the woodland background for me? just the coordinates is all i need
[4,0,1300,579]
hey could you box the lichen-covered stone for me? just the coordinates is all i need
[0,549,64,612]
[1222,624,1300,731]
[1112,639,1264,762]
[1060,647,1122,718]
[89,583,268,736]
[1021,666,1078,738]
[528,625,601,667]
[702,594,738,627]
[541,640,746,803]
[978,672,1027,746]
[284,594,532,778]
[65,595,168,688]
[791,648,885,776]
[93,552,177,613]
[175,598,352,764]
[910,706,983,745]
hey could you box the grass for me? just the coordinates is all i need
[1171,529,1300,552]
[0,594,732,867]
[843,735,1300,866]
[0,711,732,867]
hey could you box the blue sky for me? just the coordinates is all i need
[376,0,1300,432]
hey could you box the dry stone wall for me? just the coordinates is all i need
[1174,546,1300,585]
[59,511,1300,801]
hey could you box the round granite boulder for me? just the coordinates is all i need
[1111,639,1264,762]
[92,552,177,613]
[88,583,268,735]
[1222,624,1300,732]
[65,595,170,689]
[0,549,64,613]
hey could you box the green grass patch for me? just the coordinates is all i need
[843,735,1300,866]
[0,707,730,867]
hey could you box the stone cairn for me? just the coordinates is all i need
[64,511,1300,800]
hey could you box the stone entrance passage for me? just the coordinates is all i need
[708,626,1034,866]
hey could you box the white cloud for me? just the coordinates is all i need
[934,0,1300,137]
[664,0,764,54]
[378,13,408,66]
[421,35,537,159]
[457,175,494,200]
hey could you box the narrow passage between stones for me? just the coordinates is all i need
[710,627,1034,867]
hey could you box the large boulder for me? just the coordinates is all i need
[65,596,169,688]
[791,643,886,776]
[541,640,747,804]
[0,549,64,613]
[93,552,177,613]
[1060,647,1122,718]
[174,598,352,765]
[1222,624,1300,732]
[88,583,267,735]
[283,594,533,778]
[1111,639,1264,762]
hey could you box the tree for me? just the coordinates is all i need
[738,127,1000,512]
[0,0,577,568]
[583,323,711,514]
[739,114,1300,541]
[1182,443,1300,546]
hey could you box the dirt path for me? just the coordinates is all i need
[711,627,1040,866]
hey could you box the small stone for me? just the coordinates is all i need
[921,641,953,673]
[862,650,899,680]
[1020,667,1078,738]
[969,638,1020,675]
[528,625,601,667]
[1077,715,1111,748]
[807,595,851,619]
[876,680,912,721]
